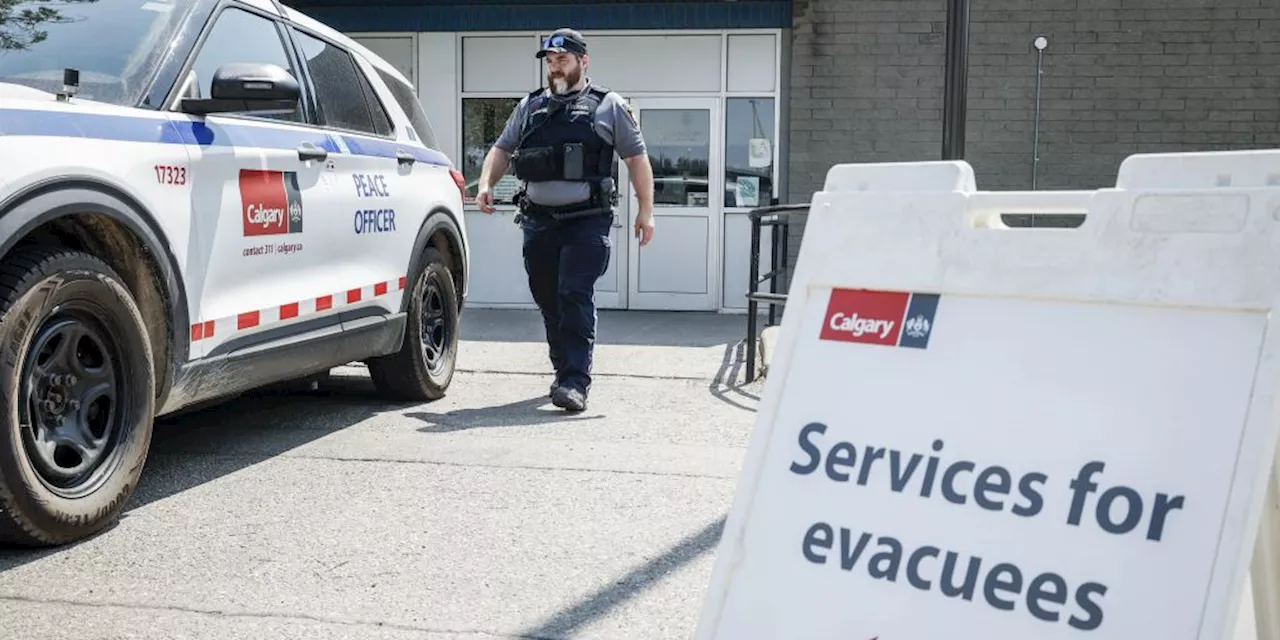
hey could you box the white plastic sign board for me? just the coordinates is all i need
[696,152,1280,640]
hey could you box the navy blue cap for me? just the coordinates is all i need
[537,28,588,58]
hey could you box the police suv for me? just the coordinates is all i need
[0,0,471,546]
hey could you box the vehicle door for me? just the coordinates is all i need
[284,26,413,326]
[173,4,345,360]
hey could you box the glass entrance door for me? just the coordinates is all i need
[620,97,721,311]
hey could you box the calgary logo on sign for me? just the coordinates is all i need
[819,287,940,349]
[240,169,304,236]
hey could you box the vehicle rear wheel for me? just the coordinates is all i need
[0,247,155,547]
[367,247,458,401]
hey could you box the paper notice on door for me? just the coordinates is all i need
[748,138,772,168]
[737,176,760,208]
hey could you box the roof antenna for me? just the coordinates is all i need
[57,68,79,102]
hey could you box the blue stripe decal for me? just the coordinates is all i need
[340,134,451,166]
[168,118,342,153]
[0,108,190,145]
[0,108,450,167]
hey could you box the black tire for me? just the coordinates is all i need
[366,247,459,401]
[0,247,155,547]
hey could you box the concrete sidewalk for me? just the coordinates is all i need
[458,308,765,384]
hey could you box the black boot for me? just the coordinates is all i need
[551,386,586,412]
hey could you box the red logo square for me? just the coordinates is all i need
[240,169,288,236]
[819,288,910,346]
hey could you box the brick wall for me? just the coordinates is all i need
[780,0,1280,291]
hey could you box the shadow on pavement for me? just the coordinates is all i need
[0,373,413,570]
[462,308,767,349]
[408,395,604,433]
[709,339,760,413]
[517,514,727,639]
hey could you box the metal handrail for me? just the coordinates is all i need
[745,201,809,381]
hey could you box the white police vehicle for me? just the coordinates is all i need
[0,0,470,546]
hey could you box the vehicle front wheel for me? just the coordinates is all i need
[367,247,459,401]
[0,247,155,547]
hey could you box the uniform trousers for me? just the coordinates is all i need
[520,209,613,394]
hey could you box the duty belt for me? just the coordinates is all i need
[518,198,609,219]
[513,182,616,223]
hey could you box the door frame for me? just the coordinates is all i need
[618,95,723,312]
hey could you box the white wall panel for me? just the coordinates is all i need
[418,33,459,163]
[581,34,721,93]
[462,211,536,307]
[354,35,416,85]
[462,35,538,93]
[727,34,777,93]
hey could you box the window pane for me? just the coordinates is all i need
[292,30,376,134]
[724,98,775,208]
[354,68,395,137]
[189,7,300,122]
[641,108,711,207]
[462,98,520,204]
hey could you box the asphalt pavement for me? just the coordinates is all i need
[0,308,767,640]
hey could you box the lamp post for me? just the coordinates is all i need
[1032,35,1048,189]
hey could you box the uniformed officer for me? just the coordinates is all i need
[475,27,654,412]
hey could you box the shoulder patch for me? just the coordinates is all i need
[623,100,638,126]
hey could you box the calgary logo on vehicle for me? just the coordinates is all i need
[240,169,304,236]
[819,287,940,349]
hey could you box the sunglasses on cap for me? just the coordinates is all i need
[537,33,587,57]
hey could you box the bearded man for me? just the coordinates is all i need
[475,27,655,412]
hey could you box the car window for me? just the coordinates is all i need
[186,6,302,123]
[355,72,394,138]
[291,29,393,138]
[355,70,395,138]
[376,68,440,150]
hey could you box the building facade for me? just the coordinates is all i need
[283,0,1280,312]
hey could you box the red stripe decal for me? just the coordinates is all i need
[237,311,260,330]
[191,324,204,341]
[211,277,409,340]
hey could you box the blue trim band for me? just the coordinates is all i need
[170,118,343,153]
[283,1,791,32]
[0,108,189,146]
[341,134,444,165]
[0,108,452,167]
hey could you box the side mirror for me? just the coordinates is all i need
[179,62,300,116]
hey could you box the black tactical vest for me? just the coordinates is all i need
[511,83,616,188]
